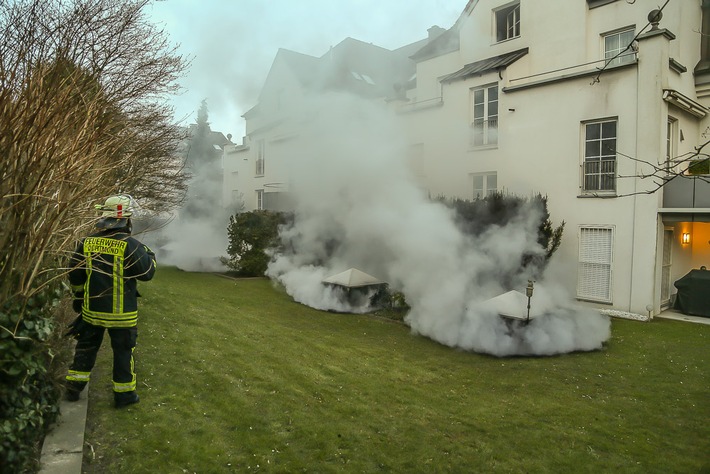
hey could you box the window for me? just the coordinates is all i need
[256,189,264,210]
[603,28,635,67]
[577,226,613,303]
[495,2,520,42]
[472,172,497,199]
[256,140,265,176]
[583,119,616,193]
[471,84,498,147]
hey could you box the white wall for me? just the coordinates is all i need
[229,0,705,316]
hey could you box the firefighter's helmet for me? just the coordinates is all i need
[95,195,133,230]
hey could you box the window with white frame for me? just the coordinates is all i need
[471,84,498,147]
[255,140,265,176]
[472,172,497,199]
[577,226,613,303]
[256,189,264,210]
[583,119,617,193]
[495,2,520,43]
[603,28,635,66]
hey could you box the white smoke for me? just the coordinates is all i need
[140,121,231,273]
[266,92,610,356]
[157,216,228,272]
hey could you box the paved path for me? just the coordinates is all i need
[656,311,710,325]
[39,386,89,474]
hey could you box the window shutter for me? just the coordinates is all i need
[577,227,613,302]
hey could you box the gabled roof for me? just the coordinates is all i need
[248,37,420,117]
[409,26,460,62]
[276,48,321,89]
[317,37,415,98]
[440,48,529,84]
[322,268,386,288]
[408,0,481,62]
[184,124,231,148]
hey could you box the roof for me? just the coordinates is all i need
[275,48,321,89]
[322,268,386,288]
[185,124,232,148]
[409,26,460,62]
[248,37,421,117]
[440,48,529,84]
[317,38,416,99]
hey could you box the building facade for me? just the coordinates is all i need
[224,0,710,317]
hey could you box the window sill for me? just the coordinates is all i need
[577,193,617,198]
[494,36,521,46]
[468,144,498,152]
[576,297,613,305]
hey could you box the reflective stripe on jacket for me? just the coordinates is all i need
[69,230,156,328]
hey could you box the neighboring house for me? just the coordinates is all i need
[222,33,436,211]
[224,0,710,318]
[182,123,232,168]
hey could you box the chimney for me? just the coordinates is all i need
[427,25,445,43]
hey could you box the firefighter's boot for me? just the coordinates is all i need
[115,391,140,408]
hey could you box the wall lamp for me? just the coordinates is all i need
[682,232,691,245]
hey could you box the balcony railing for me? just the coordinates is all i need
[662,175,710,208]
[470,117,498,147]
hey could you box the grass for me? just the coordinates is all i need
[81,267,710,473]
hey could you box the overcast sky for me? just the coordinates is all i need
[147,0,464,138]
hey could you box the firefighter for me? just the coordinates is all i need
[65,195,157,408]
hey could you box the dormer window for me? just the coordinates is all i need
[495,2,520,43]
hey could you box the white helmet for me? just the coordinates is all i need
[95,195,133,218]
[95,195,134,230]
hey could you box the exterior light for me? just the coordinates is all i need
[526,280,534,322]
[682,232,690,244]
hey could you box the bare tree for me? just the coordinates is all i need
[0,1,190,468]
[0,0,188,321]
[613,131,710,198]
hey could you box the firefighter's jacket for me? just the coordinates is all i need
[69,229,156,328]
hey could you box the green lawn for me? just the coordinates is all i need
[81,267,710,473]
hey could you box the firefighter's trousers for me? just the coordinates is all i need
[66,324,138,399]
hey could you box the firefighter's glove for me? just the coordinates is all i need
[65,315,86,339]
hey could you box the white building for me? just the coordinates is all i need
[224,0,710,318]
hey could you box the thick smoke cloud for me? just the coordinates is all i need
[148,0,463,137]
[141,117,230,273]
[266,92,610,357]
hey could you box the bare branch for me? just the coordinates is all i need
[0,0,188,320]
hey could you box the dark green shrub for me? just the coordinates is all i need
[688,159,709,175]
[0,284,69,472]
[224,210,290,276]
[444,192,564,286]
